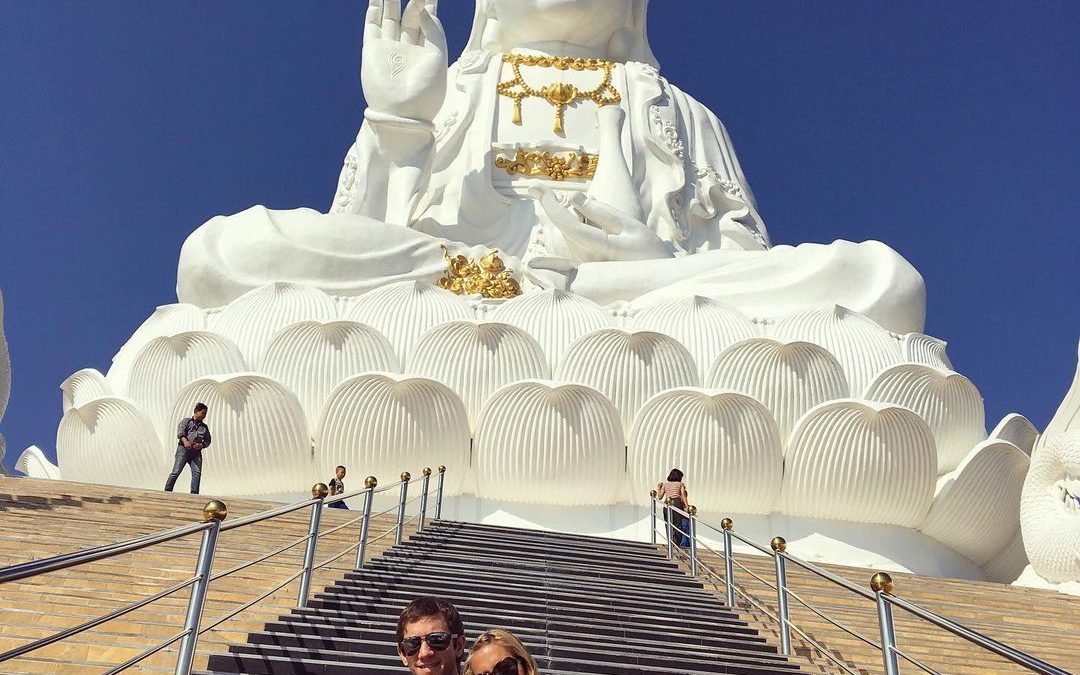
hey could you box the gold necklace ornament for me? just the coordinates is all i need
[497,54,621,134]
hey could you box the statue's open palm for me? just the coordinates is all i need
[362,0,447,123]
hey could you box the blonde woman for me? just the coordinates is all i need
[464,629,539,675]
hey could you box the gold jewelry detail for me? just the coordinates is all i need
[497,54,621,134]
[494,149,598,181]
[437,246,522,299]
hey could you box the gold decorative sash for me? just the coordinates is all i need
[494,149,597,182]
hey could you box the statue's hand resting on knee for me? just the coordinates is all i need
[361,0,447,123]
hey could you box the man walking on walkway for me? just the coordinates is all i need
[397,597,466,675]
[165,402,211,494]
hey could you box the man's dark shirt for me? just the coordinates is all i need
[177,417,212,450]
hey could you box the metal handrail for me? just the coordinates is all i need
[0,466,448,674]
[647,495,1068,675]
[0,520,212,583]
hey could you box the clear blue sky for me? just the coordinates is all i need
[1,2,1077,464]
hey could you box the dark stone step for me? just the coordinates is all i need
[425,520,659,554]
[287,606,765,641]
[208,644,799,675]
[246,629,787,665]
[326,575,732,618]
[262,616,774,654]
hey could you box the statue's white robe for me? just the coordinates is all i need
[178,52,924,333]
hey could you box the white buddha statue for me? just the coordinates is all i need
[178,0,924,334]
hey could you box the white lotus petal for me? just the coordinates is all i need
[555,329,698,435]
[474,381,623,505]
[628,389,782,514]
[127,332,248,437]
[57,397,165,488]
[490,290,613,368]
[106,303,206,393]
[902,333,954,370]
[340,281,473,364]
[1021,430,1080,583]
[167,374,313,495]
[982,533,1029,584]
[61,369,111,412]
[783,399,937,526]
[0,289,9,421]
[407,321,548,428]
[706,339,848,445]
[773,306,902,395]
[315,373,469,495]
[990,413,1039,456]
[1040,338,1080,451]
[214,283,338,365]
[15,445,61,480]
[628,296,754,381]
[863,364,986,474]
[920,440,1029,565]
[264,321,399,430]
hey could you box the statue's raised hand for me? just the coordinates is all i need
[535,188,675,262]
[362,0,447,123]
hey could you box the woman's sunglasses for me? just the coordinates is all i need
[399,631,459,656]
[475,655,521,675]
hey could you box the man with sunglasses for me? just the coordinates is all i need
[397,596,467,675]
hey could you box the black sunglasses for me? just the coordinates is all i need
[475,656,521,675]
[399,631,459,656]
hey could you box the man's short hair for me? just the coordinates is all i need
[336,465,346,472]
[396,597,463,643]
[194,402,208,413]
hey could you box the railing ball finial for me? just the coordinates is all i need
[649,489,657,498]
[202,499,228,522]
[720,517,734,531]
[364,475,378,489]
[400,471,412,482]
[422,467,432,477]
[770,536,787,552]
[438,465,446,474]
[311,483,329,499]
[870,571,895,594]
[664,497,673,506]
[688,505,698,516]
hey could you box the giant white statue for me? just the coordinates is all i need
[43,0,1064,586]
[178,0,923,334]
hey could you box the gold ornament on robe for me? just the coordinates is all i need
[497,54,621,134]
[494,149,598,181]
[437,246,522,299]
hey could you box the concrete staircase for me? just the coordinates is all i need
[1,476,1075,674]
[197,520,805,675]
[0,477,404,674]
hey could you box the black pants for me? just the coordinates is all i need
[663,498,687,543]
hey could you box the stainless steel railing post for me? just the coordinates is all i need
[356,477,377,569]
[721,518,735,607]
[688,505,698,577]
[418,468,432,532]
[771,537,792,655]
[297,484,327,608]
[395,471,411,545]
[872,572,901,675]
[174,500,227,675]
[664,499,674,560]
[434,465,446,520]
[649,490,657,545]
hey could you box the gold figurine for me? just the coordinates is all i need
[437,245,522,299]
[497,54,621,134]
